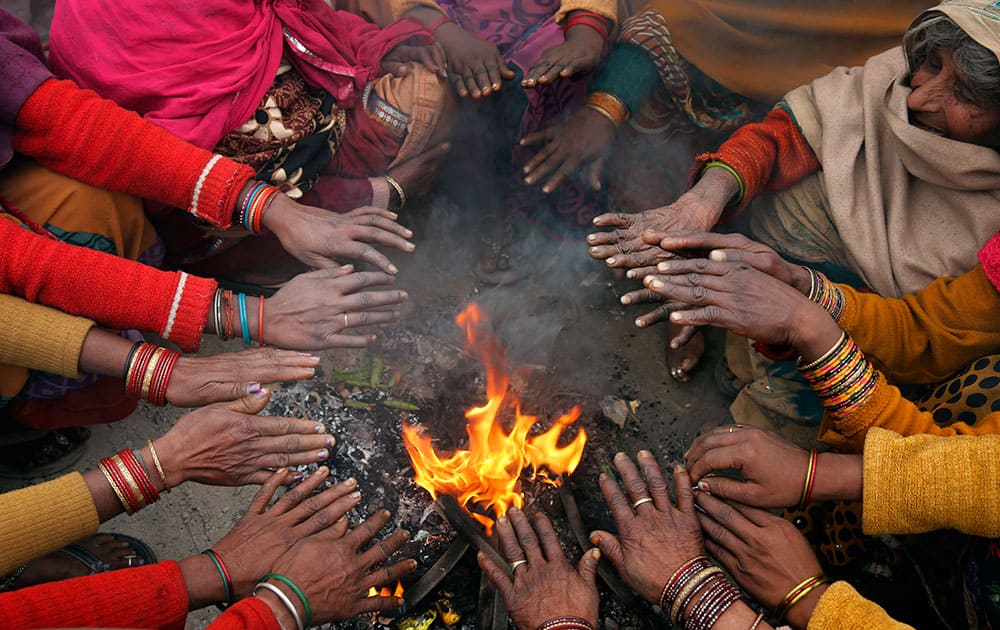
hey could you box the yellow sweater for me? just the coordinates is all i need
[0,472,100,575]
[809,581,911,630]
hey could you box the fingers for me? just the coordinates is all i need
[245,414,330,439]
[520,127,555,148]
[345,508,392,547]
[358,528,410,568]
[485,62,503,93]
[541,155,583,195]
[673,465,695,514]
[620,288,662,306]
[636,451,671,511]
[223,390,271,415]
[589,530,626,574]
[635,303,687,329]
[248,469,288,514]
[508,508,545,565]
[625,266,659,280]
[694,493,756,546]
[362,557,418,593]
[590,212,636,229]
[345,207,400,221]
[356,592,406,615]
[340,289,409,313]
[495,513,528,566]
[382,61,410,76]
[431,44,448,79]
[322,333,377,349]
[613,452,654,513]
[291,478,360,535]
[576,547,601,586]
[605,248,668,270]
[669,324,698,349]
[588,155,606,191]
[656,231,754,253]
[271,466,330,515]
[356,215,414,241]
[477,550,515,600]
[341,309,401,330]
[531,513,565,563]
[655,258,739,278]
[352,225,415,254]
[598,470,634,526]
[335,271,398,294]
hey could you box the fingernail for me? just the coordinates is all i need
[326,437,336,447]
[638,450,652,458]
[620,296,630,305]
[635,319,645,328]
[542,186,551,194]
[312,466,328,476]
[404,229,413,237]
[316,450,329,460]
[589,534,601,545]
[247,383,262,394]
[658,262,670,271]
[389,264,399,274]
[292,473,304,482]
[314,424,325,433]
[350,490,362,498]
[591,548,601,559]
[599,473,608,481]
[698,481,710,493]
[649,279,664,289]
[477,550,486,560]
[626,270,636,279]
[614,452,626,460]
[340,264,354,271]
[305,367,316,375]
[587,234,597,242]
[410,559,418,569]
[254,387,269,398]
[670,340,679,348]
[607,257,616,265]
[590,247,600,254]
[389,212,398,219]
[346,477,357,486]
[675,464,685,472]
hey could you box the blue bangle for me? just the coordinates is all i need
[238,293,251,345]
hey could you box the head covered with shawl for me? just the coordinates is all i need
[775,0,1000,296]
[48,0,431,150]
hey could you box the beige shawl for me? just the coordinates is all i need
[783,0,1000,297]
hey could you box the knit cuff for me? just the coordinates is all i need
[0,295,94,377]
[160,272,217,352]
[818,373,892,453]
[807,581,896,630]
[188,156,256,229]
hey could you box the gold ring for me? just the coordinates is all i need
[510,559,528,572]
[728,426,734,433]
[343,313,350,328]
[632,497,654,510]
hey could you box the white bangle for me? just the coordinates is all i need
[254,582,304,630]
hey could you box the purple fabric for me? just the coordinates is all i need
[0,8,53,171]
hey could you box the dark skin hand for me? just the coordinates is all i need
[166,348,319,407]
[386,142,451,201]
[590,452,703,604]
[433,22,516,98]
[695,493,828,630]
[382,41,449,79]
[685,425,863,508]
[479,508,601,629]
[521,24,604,88]
[520,107,615,194]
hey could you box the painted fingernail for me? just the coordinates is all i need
[350,490,362,498]
[326,437,336,447]
[698,481,711,493]
[292,473,304,482]
[255,387,269,398]
[589,533,601,545]
[316,450,329,460]
[606,257,616,265]
[247,383,262,394]
[315,424,325,433]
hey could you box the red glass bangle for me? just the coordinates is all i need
[564,15,609,40]
[119,448,161,504]
[258,296,265,347]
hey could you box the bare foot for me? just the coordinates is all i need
[12,534,150,589]
[666,324,704,383]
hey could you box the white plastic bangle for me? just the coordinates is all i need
[254,581,304,630]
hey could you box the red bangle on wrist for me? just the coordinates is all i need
[562,12,611,40]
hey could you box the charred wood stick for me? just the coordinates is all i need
[435,495,512,578]
[478,571,495,629]
[398,538,470,615]
[558,477,646,611]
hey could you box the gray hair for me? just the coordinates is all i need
[903,14,1000,106]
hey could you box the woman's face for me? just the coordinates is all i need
[908,48,1000,147]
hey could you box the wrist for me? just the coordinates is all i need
[255,588,298,629]
[789,265,814,296]
[789,304,842,362]
[148,437,184,489]
[688,168,737,225]
[179,554,227,611]
[810,453,863,502]
[785,582,830,630]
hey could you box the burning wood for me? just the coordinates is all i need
[402,303,587,533]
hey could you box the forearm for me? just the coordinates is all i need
[809,453,863,504]
[0,217,216,352]
[807,581,912,630]
[14,78,255,228]
[208,597,284,630]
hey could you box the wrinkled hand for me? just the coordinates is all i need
[382,41,448,79]
[269,507,415,622]
[696,493,827,628]
[386,142,451,201]
[265,266,407,350]
[685,426,810,508]
[649,231,811,294]
[153,392,335,489]
[520,108,615,194]
[522,25,603,88]
[436,24,516,98]
[642,260,834,348]
[166,348,319,407]
[211,469,360,599]
[479,509,600,629]
[591,452,704,604]
[262,195,415,273]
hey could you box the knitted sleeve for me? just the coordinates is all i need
[556,0,617,25]
[208,597,283,630]
[692,107,821,216]
[862,428,1000,537]
[0,559,188,630]
[807,581,912,630]
[587,45,661,115]
[837,265,1000,383]
[13,78,256,229]
[0,217,215,352]
[818,372,1000,453]
[0,472,99,575]
[0,295,93,378]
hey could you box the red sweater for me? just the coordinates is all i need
[13,78,257,228]
[693,107,821,216]
[0,560,282,630]
[0,215,215,351]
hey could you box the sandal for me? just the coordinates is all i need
[0,427,90,479]
[2,533,157,592]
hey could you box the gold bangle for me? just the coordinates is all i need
[147,439,170,493]
[783,577,830,620]
[384,175,406,210]
[671,566,722,624]
[586,91,629,125]
[99,460,134,514]
[139,347,166,401]
[796,330,847,370]
[111,453,148,511]
[749,611,765,630]
[584,103,619,126]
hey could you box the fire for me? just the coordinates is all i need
[402,303,587,533]
[368,581,404,598]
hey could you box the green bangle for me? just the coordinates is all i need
[263,573,311,627]
[702,161,745,206]
[201,550,232,607]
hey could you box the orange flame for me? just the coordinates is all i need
[402,303,587,533]
[368,581,404,598]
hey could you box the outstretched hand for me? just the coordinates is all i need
[478,508,600,629]
[166,348,319,407]
[435,24,516,98]
[262,196,415,274]
[520,108,615,194]
[382,41,448,79]
[522,24,604,88]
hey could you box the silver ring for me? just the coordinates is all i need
[728,425,734,433]
[343,312,350,328]
[510,559,528,572]
[124,553,139,567]
[632,497,654,510]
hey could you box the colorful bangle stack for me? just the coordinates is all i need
[771,574,831,622]
[237,181,280,234]
[254,574,311,630]
[658,555,742,628]
[562,10,612,41]
[585,91,629,127]
[797,448,818,510]
[702,161,745,206]
[124,342,181,406]
[804,266,845,320]
[98,449,161,515]
[535,617,596,630]
[203,549,234,608]
[798,331,879,419]
[213,289,255,344]
[238,293,251,345]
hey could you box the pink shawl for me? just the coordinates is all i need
[48,0,430,149]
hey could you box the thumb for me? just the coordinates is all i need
[696,476,757,505]
[590,530,625,573]
[577,547,601,586]
[224,388,271,415]
[589,156,606,191]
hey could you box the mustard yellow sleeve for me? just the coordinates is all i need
[0,295,93,378]
[808,581,912,630]
[554,0,617,25]
[837,265,1000,384]
[818,372,1000,452]
[0,473,100,575]
[861,428,1000,537]
[390,0,445,21]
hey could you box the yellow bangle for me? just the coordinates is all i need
[585,91,629,126]
[147,439,170,492]
[701,161,745,205]
[384,175,406,210]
